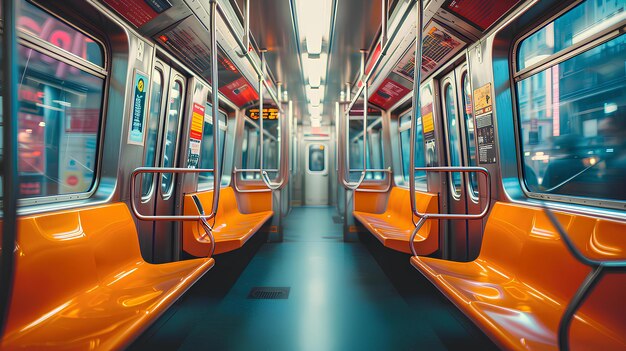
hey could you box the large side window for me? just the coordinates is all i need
[198,103,227,190]
[399,111,426,187]
[14,1,105,199]
[515,0,626,202]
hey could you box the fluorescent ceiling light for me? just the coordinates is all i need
[309,105,321,117]
[295,0,332,54]
[306,85,325,109]
[301,53,327,88]
[311,119,321,127]
[306,37,322,55]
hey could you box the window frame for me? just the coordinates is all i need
[347,115,387,183]
[197,103,228,191]
[14,0,109,207]
[397,107,428,191]
[510,0,626,209]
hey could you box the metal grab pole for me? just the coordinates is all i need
[0,0,19,337]
[209,0,221,218]
[409,0,424,217]
[341,51,368,190]
[259,50,265,184]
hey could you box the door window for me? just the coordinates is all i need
[308,144,326,172]
[142,67,164,198]
[161,80,183,196]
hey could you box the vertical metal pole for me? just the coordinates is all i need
[259,50,266,178]
[409,0,424,217]
[381,0,388,47]
[0,0,19,336]
[243,0,250,55]
[209,0,221,216]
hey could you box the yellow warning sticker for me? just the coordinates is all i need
[422,112,434,134]
[473,83,492,115]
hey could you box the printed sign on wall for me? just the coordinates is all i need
[127,70,149,145]
[186,102,205,168]
[473,83,496,164]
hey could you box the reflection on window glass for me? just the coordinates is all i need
[198,104,227,190]
[461,72,479,196]
[518,0,625,70]
[262,119,280,181]
[308,144,326,172]
[17,0,104,67]
[368,123,385,180]
[517,33,626,201]
[444,83,462,195]
[142,68,163,197]
[348,116,383,181]
[17,46,103,198]
[241,121,260,180]
[399,112,426,186]
[161,81,183,195]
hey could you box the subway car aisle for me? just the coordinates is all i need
[131,208,496,351]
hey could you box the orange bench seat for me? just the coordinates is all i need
[353,187,439,255]
[1,203,214,350]
[183,187,273,256]
[411,202,626,350]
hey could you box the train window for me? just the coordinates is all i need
[161,80,184,196]
[17,0,104,67]
[308,144,326,172]
[13,2,105,200]
[517,1,625,71]
[142,68,164,198]
[198,105,227,190]
[399,111,426,188]
[241,120,260,180]
[443,82,462,197]
[367,120,385,180]
[348,116,383,181]
[262,119,280,180]
[461,72,479,196]
[515,1,626,202]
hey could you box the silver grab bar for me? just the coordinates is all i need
[209,0,221,221]
[351,168,393,193]
[232,168,273,193]
[341,51,368,190]
[191,194,216,258]
[409,0,425,221]
[130,168,218,221]
[408,166,492,257]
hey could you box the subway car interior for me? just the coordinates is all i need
[0,0,625,349]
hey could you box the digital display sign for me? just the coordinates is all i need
[248,107,279,120]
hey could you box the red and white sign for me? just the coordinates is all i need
[219,77,259,107]
[369,78,411,110]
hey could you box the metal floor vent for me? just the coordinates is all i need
[248,287,290,300]
[332,216,344,224]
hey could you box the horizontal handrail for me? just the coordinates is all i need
[412,167,491,220]
[130,167,218,221]
[352,168,393,193]
[232,168,272,193]
[409,166,491,257]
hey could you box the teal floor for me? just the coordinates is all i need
[132,207,497,351]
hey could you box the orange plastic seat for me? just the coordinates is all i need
[353,187,439,254]
[411,202,626,350]
[183,187,273,256]
[1,203,214,351]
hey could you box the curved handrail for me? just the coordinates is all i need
[408,166,492,256]
[341,71,368,190]
[541,205,626,351]
[253,51,288,191]
[130,167,218,221]
[191,194,216,258]
[353,168,393,193]
[232,168,275,193]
